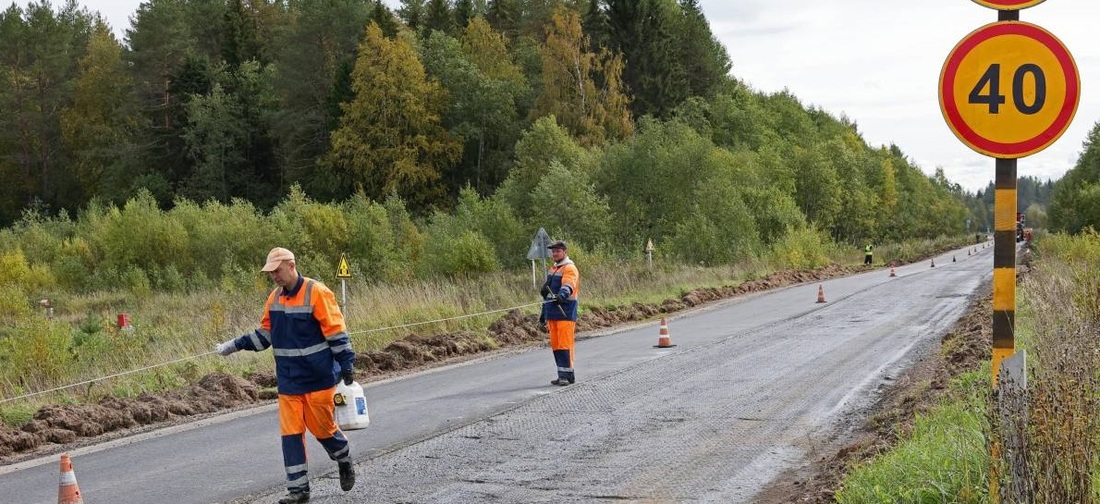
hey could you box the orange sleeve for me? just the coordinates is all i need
[561,264,579,299]
[311,283,347,337]
[260,289,277,331]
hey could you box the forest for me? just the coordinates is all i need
[0,0,1073,288]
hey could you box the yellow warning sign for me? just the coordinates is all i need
[337,254,352,278]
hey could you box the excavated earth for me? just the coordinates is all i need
[1,250,997,501]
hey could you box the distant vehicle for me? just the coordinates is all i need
[1016,212,1025,242]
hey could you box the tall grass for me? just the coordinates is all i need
[989,234,1100,503]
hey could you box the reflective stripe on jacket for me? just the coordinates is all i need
[542,259,579,321]
[235,275,355,395]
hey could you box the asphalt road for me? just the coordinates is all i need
[0,243,992,503]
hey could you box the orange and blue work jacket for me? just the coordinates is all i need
[233,275,355,395]
[542,259,579,321]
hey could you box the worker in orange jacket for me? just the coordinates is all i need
[540,240,580,386]
[216,247,356,504]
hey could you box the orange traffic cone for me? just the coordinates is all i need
[58,454,83,504]
[889,266,896,277]
[816,284,827,303]
[654,317,676,348]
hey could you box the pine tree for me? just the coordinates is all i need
[326,23,461,208]
[425,0,454,35]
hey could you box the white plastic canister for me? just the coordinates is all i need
[334,381,370,430]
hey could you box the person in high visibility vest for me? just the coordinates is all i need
[864,244,873,265]
[540,240,580,386]
[215,247,357,504]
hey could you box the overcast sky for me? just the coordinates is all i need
[84,0,1100,192]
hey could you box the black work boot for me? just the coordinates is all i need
[338,461,356,491]
[278,490,310,504]
[550,378,573,386]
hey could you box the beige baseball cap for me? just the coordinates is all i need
[261,247,295,272]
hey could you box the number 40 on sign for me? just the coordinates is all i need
[939,21,1079,159]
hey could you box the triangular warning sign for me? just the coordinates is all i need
[337,254,352,278]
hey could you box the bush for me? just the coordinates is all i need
[419,230,499,277]
[170,198,272,283]
[99,191,190,273]
[766,226,831,270]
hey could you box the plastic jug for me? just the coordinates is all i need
[334,381,370,430]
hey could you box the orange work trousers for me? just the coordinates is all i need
[548,320,576,380]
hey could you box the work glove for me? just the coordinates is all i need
[545,293,558,304]
[214,339,239,356]
[341,368,355,386]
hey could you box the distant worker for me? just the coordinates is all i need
[540,240,580,386]
[215,247,357,504]
[864,243,873,265]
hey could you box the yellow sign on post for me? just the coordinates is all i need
[337,254,352,278]
[939,21,1080,158]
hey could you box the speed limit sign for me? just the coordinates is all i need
[939,21,1079,158]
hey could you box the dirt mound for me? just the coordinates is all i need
[0,372,258,457]
[0,262,866,461]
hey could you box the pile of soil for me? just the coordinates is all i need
[0,260,921,463]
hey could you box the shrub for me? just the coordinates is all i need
[767,226,831,270]
[99,191,190,273]
[419,230,498,277]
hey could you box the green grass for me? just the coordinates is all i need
[835,373,990,504]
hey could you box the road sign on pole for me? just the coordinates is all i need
[939,21,1079,158]
[527,228,553,289]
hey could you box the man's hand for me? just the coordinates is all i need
[214,340,239,356]
[341,368,355,386]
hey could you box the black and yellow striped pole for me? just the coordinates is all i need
[941,2,1080,499]
[992,158,1016,385]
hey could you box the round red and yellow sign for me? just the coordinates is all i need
[939,21,1079,158]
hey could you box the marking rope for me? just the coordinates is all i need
[0,300,549,405]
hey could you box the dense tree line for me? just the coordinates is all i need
[1050,121,1100,234]
[0,0,985,277]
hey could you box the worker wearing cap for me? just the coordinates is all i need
[215,247,357,503]
[540,240,580,386]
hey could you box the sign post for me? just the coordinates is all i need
[940,4,1078,500]
[337,253,352,312]
[645,239,654,270]
[526,228,553,289]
